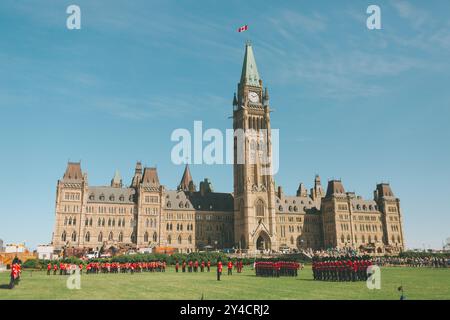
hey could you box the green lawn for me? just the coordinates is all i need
[1,266,449,300]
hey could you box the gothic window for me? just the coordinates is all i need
[118,219,122,227]
[153,232,157,242]
[85,218,89,226]
[98,232,103,242]
[71,231,77,242]
[64,217,68,226]
[290,236,294,245]
[108,232,113,241]
[146,219,149,228]
[119,232,123,242]
[362,235,365,243]
[252,199,264,217]
[85,232,90,242]
[170,223,173,231]
[61,231,67,242]
[102,218,105,226]
[68,217,72,226]
[167,235,172,244]
[108,219,111,227]
[144,232,149,242]
[178,235,182,244]
[112,219,115,227]
[180,224,183,231]
[98,218,101,227]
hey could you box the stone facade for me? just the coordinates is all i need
[52,43,405,255]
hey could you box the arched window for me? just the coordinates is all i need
[98,218,101,226]
[89,218,93,226]
[341,235,345,243]
[118,219,122,227]
[178,235,182,244]
[112,219,115,227]
[362,235,365,243]
[85,232,90,242]
[64,217,68,226]
[290,236,294,245]
[61,231,67,242]
[68,217,72,225]
[119,232,123,242]
[188,235,192,244]
[167,235,172,244]
[108,218,111,227]
[102,218,105,226]
[108,232,113,241]
[170,223,173,231]
[98,232,103,242]
[71,231,77,242]
[144,232,149,242]
[256,199,265,217]
[153,232,157,242]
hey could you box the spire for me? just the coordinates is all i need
[178,164,196,192]
[131,161,143,187]
[111,170,122,188]
[296,183,308,197]
[233,93,238,106]
[240,41,261,87]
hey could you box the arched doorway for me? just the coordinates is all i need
[256,231,271,251]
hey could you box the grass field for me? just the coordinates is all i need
[1,266,449,300]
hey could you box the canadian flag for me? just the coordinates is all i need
[238,25,248,32]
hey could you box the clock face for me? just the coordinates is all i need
[248,91,259,103]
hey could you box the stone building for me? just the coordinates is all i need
[52,42,405,255]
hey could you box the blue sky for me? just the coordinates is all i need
[0,0,449,250]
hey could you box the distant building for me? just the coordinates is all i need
[5,243,26,253]
[0,239,4,252]
[36,245,55,260]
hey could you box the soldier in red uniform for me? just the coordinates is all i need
[47,263,52,275]
[175,260,179,273]
[182,260,186,272]
[207,260,211,272]
[188,260,193,273]
[217,260,223,281]
[194,260,199,272]
[201,261,205,272]
[9,263,21,289]
[79,263,83,275]
[227,260,233,275]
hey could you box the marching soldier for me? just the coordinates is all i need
[227,260,233,275]
[182,260,186,273]
[217,260,223,281]
[207,260,211,272]
[201,260,205,272]
[175,260,179,273]
[47,263,52,275]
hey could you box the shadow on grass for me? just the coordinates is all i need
[0,284,11,289]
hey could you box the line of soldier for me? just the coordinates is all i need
[46,261,167,275]
[312,256,372,282]
[175,260,211,273]
[373,256,449,268]
[255,261,300,277]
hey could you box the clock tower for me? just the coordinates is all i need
[233,42,278,252]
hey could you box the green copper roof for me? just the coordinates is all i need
[240,42,261,87]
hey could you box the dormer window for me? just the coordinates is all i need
[99,194,105,201]
[119,195,125,202]
[110,195,115,201]
[179,202,184,208]
[279,205,283,211]
[89,194,94,201]
[167,201,171,208]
